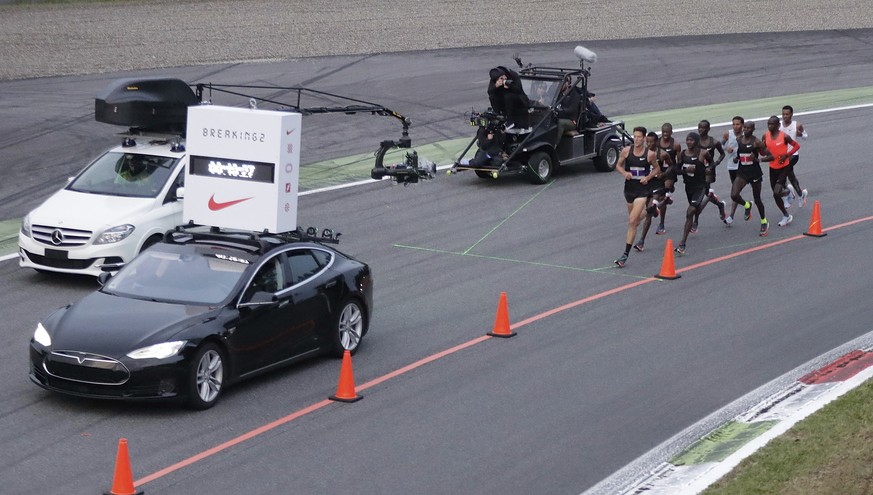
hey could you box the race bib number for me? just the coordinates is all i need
[630,167,646,179]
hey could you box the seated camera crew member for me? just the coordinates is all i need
[487,66,530,132]
[467,124,506,168]
[556,77,581,142]
[584,92,610,127]
[530,81,553,107]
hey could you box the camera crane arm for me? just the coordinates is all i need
[194,83,410,130]
[193,83,429,184]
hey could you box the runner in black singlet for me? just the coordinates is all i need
[613,126,660,268]
[655,122,681,235]
[730,121,771,236]
[634,132,674,252]
[693,120,727,231]
[674,132,713,255]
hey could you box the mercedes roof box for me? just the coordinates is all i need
[95,77,198,134]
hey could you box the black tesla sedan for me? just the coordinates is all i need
[29,227,372,409]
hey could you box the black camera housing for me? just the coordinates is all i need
[469,109,506,133]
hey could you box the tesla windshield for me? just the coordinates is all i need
[68,151,179,198]
[103,245,251,304]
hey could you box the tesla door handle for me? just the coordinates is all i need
[324,281,337,289]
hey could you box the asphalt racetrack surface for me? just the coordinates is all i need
[2,5,873,494]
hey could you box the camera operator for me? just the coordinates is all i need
[487,66,530,131]
[467,122,506,168]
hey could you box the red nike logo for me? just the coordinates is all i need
[208,194,252,211]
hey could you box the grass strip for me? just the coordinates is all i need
[703,378,873,495]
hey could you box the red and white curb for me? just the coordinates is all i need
[621,348,873,494]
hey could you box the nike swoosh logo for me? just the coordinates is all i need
[208,194,252,211]
[286,129,295,135]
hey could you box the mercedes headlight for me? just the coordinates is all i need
[33,322,51,347]
[21,214,32,238]
[95,224,135,245]
[127,341,186,360]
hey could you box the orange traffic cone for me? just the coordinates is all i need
[104,438,143,495]
[654,239,681,280]
[487,291,516,338]
[803,200,827,237]
[329,350,362,402]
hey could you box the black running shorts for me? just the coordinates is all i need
[738,164,763,183]
[769,167,790,189]
[623,180,650,204]
[685,183,707,207]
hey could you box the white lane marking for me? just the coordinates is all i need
[672,102,873,133]
[5,101,873,267]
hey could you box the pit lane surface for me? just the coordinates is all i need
[2,31,873,494]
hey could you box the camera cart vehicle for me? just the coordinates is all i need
[448,47,632,184]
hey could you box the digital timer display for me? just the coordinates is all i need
[189,155,275,183]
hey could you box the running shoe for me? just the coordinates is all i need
[655,225,666,235]
[784,186,796,209]
[718,200,727,223]
[778,214,793,227]
[800,188,808,208]
[646,204,659,218]
[743,201,752,221]
[633,241,645,252]
[724,215,733,226]
[760,219,769,237]
[674,243,686,255]
[614,253,628,268]
[690,222,698,234]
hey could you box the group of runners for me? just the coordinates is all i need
[613,105,808,268]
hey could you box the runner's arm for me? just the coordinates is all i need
[615,147,632,180]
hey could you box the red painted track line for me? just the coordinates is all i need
[135,400,332,486]
[136,212,873,487]
[135,336,492,487]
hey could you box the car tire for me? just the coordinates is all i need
[527,151,553,184]
[594,139,621,172]
[186,342,224,410]
[330,298,366,357]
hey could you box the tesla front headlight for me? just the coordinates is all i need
[94,224,135,245]
[21,213,32,237]
[33,322,51,347]
[127,341,186,360]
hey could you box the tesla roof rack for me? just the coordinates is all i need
[164,223,341,255]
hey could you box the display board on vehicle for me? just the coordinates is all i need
[184,106,302,233]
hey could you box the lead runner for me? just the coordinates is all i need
[614,126,660,268]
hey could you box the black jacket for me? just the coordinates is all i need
[487,66,530,128]
[556,88,581,121]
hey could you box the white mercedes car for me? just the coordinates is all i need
[19,138,187,277]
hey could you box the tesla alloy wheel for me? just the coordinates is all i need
[187,343,224,410]
[332,299,365,357]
